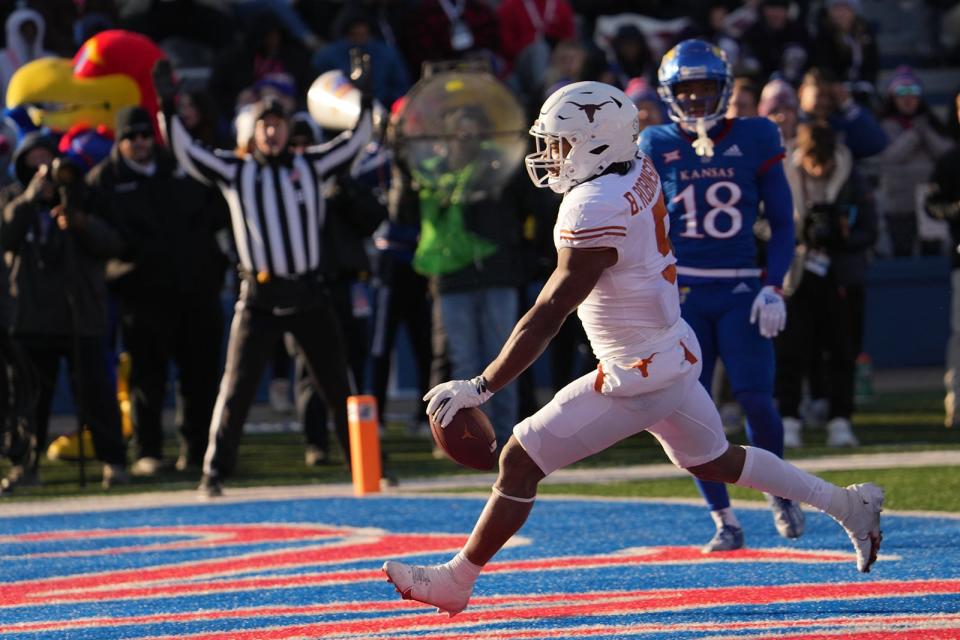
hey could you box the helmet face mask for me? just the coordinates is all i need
[525,81,639,194]
[657,39,732,126]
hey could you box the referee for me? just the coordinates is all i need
[153,60,373,497]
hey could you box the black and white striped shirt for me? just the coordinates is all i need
[167,112,372,277]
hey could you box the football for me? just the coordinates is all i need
[429,406,497,471]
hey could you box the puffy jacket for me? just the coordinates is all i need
[85,147,229,300]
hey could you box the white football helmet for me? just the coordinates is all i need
[525,81,639,194]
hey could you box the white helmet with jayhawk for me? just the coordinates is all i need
[525,81,639,194]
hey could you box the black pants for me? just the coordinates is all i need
[775,272,864,421]
[120,293,222,464]
[203,281,352,478]
[14,334,126,467]
[292,279,364,450]
[370,260,433,425]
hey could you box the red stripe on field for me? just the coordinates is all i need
[2,524,345,559]
[0,532,466,607]
[0,546,852,607]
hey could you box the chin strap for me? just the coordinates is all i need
[692,118,715,158]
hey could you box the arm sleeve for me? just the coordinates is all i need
[758,161,795,288]
[167,114,238,186]
[305,106,373,179]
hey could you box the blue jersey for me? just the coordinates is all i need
[639,117,786,285]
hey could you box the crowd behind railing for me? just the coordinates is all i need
[0,0,958,494]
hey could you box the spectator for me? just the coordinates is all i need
[400,0,500,80]
[292,124,387,464]
[208,11,312,120]
[0,8,54,107]
[811,0,878,95]
[411,106,524,446]
[759,78,800,145]
[608,24,655,87]
[0,132,128,489]
[727,77,760,118]
[370,103,434,436]
[924,88,960,429]
[798,68,887,159]
[177,90,232,149]
[313,7,410,108]
[625,77,665,132]
[86,106,230,476]
[540,39,588,99]
[877,66,953,256]
[154,60,372,497]
[778,122,877,448]
[675,1,742,70]
[741,0,810,85]
[497,0,575,66]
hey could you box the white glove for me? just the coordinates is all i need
[424,376,493,428]
[749,285,787,338]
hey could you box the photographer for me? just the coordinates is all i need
[777,122,877,448]
[0,132,128,490]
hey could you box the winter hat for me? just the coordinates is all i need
[625,77,659,106]
[115,105,153,139]
[886,65,922,97]
[758,78,799,116]
[58,124,115,174]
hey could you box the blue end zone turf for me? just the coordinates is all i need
[1,493,958,639]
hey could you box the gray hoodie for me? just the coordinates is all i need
[0,8,53,107]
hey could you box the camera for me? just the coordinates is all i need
[802,203,845,250]
[49,156,86,213]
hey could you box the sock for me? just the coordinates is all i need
[710,507,740,530]
[736,446,850,520]
[445,551,483,587]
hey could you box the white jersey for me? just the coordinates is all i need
[554,153,687,364]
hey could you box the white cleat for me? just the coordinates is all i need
[382,560,473,616]
[838,482,884,572]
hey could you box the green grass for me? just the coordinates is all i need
[537,466,960,513]
[2,390,956,507]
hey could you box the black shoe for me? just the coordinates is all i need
[198,474,223,498]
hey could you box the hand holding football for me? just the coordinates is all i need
[429,406,497,471]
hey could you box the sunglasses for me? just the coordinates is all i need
[893,85,921,97]
[123,130,154,141]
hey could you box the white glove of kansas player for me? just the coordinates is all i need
[749,285,787,338]
[424,376,493,428]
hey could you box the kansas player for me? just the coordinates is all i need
[380,80,883,617]
[639,40,802,552]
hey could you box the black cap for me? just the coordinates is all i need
[250,95,288,123]
[115,106,154,139]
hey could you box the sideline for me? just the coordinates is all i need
[1,449,956,518]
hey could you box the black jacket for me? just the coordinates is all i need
[86,147,229,300]
[0,181,124,337]
[321,174,387,280]
[926,146,960,270]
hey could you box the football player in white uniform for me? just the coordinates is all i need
[382,81,884,617]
